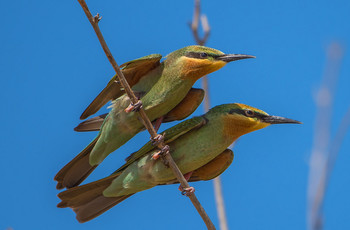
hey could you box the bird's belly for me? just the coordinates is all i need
[143,79,193,120]
[150,129,231,183]
[104,126,231,196]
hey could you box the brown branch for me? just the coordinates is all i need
[307,42,345,230]
[190,1,228,230]
[77,1,215,229]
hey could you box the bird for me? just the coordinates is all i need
[74,88,205,132]
[57,103,301,223]
[55,45,255,190]
[78,53,204,121]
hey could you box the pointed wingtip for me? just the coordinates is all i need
[56,182,64,190]
[73,125,83,132]
[80,114,87,120]
[57,201,67,208]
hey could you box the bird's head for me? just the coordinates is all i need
[208,103,301,139]
[165,45,255,82]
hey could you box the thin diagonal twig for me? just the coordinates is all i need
[312,104,350,229]
[77,1,215,229]
[190,1,229,230]
[327,106,350,183]
[307,43,347,230]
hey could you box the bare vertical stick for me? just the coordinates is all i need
[190,1,229,230]
[213,177,228,230]
[77,1,216,229]
[307,43,347,230]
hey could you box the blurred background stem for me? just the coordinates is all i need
[307,43,349,230]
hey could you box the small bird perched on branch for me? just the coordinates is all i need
[55,46,254,190]
[74,88,206,132]
[57,103,301,223]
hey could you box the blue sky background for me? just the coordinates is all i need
[1,0,349,229]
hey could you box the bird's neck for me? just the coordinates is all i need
[140,68,194,120]
[164,56,227,83]
[221,116,261,142]
[163,57,205,84]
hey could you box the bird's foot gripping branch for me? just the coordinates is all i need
[124,100,143,113]
[152,144,170,160]
[151,133,165,146]
[180,186,196,196]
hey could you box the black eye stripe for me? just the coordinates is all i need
[228,108,246,116]
[229,108,267,119]
[185,52,210,59]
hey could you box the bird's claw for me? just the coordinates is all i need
[151,133,165,145]
[152,145,170,160]
[179,186,195,196]
[125,100,143,113]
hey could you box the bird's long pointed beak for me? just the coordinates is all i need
[216,54,256,62]
[262,116,302,124]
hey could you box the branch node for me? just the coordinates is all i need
[189,0,211,46]
[93,13,102,23]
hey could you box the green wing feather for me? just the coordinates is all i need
[80,54,162,120]
[115,116,207,173]
[119,54,162,69]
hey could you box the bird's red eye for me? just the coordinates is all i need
[245,110,254,117]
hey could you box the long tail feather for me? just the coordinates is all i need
[55,137,99,189]
[57,172,133,223]
[75,195,132,223]
[74,114,107,132]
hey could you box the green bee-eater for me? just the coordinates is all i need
[55,46,254,189]
[74,88,205,132]
[57,103,300,223]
